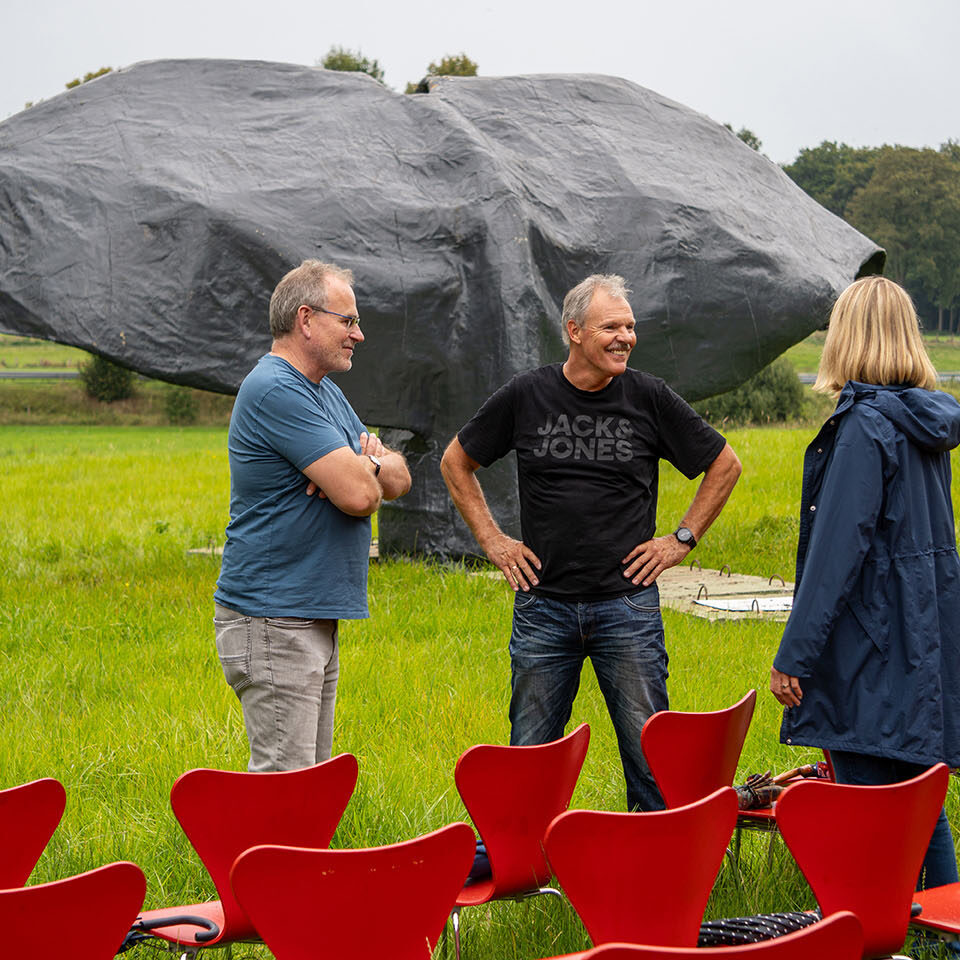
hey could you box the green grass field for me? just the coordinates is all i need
[8,328,960,377]
[0,334,88,370]
[6,329,960,435]
[2,424,958,957]
[783,330,960,375]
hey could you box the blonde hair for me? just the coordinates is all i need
[814,276,937,396]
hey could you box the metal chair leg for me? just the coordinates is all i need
[451,906,462,960]
[765,827,779,867]
[732,823,743,862]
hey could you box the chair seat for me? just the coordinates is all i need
[456,880,496,906]
[135,900,253,945]
[912,881,960,935]
[457,879,554,907]
[736,807,778,830]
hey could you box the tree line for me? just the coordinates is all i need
[784,141,960,333]
[318,48,477,93]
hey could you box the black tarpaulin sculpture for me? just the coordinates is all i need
[0,60,883,556]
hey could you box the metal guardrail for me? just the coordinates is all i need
[7,370,960,383]
[0,370,80,379]
[797,372,960,384]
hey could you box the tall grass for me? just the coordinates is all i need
[1,424,958,957]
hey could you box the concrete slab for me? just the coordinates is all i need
[188,539,381,559]
[657,563,795,621]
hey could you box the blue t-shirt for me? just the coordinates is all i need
[215,354,371,618]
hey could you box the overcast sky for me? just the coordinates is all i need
[3,0,956,165]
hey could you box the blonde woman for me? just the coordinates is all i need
[771,276,960,890]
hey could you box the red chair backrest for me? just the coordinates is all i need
[231,822,476,960]
[545,787,738,947]
[170,752,358,940]
[776,763,949,959]
[640,691,756,808]
[0,861,146,959]
[574,910,862,959]
[454,723,590,902]
[0,777,66,887]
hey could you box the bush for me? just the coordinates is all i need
[79,354,135,402]
[695,357,805,426]
[163,384,198,424]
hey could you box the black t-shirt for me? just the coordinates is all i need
[458,363,725,601]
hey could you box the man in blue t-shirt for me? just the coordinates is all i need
[441,274,741,811]
[215,260,410,771]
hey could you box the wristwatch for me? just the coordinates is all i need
[367,455,382,477]
[673,526,697,549]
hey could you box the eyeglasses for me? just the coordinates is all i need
[306,304,361,329]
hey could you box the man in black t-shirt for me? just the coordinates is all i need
[441,274,741,811]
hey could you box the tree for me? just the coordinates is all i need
[941,140,960,163]
[79,354,135,403]
[65,67,113,89]
[319,47,385,84]
[724,124,763,154]
[27,66,114,107]
[782,141,878,218]
[405,53,478,94]
[695,357,805,426]
[846,147,960,330]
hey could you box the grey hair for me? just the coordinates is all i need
[560,274,631,344]
[269,260,354,338]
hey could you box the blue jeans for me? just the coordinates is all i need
[829,750,959,890]
[508,585,668,812]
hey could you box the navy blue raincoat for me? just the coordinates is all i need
[774,381,960,767]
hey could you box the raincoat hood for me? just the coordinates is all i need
[839,381,960,454]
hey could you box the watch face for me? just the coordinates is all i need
[676,527,696,546]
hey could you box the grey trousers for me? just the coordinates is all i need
[214,602,340,772]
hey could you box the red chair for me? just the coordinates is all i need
[640,691,781,859]
[528,910,862,959]
[640,691,756,809]
[451,723,590,958]
[544,787,739,947]
[130,753,358,955]
[0,861,146,959]
[776,763,949,959]
[230,822,476,960]
[0,777,66,887]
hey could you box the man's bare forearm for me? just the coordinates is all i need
[377,447,411,501]
[441,437,541,590]
[621,442,741,585]
[679,442,742,538]
[440,439,502,550]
